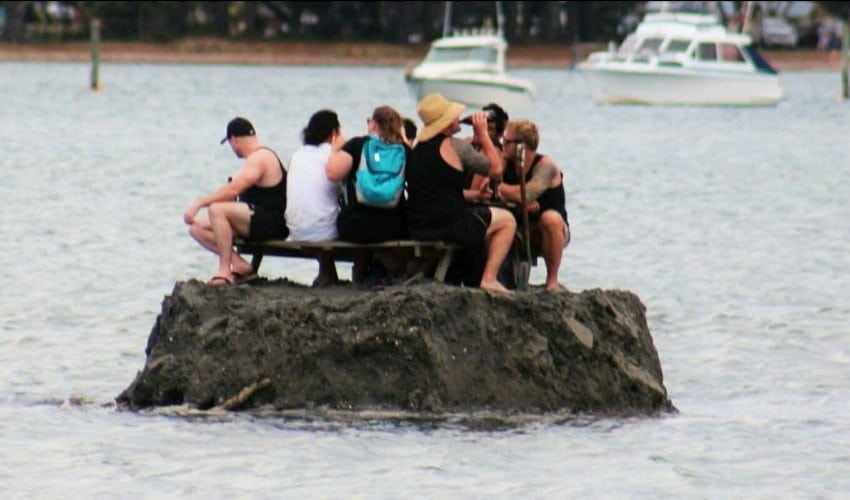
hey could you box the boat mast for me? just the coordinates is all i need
[443,1,452,37]
[496,1,505,36]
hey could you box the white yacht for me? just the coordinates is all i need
[404,2,535,109]
[579,11,783,106]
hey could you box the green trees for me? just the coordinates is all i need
[1,1,641,44]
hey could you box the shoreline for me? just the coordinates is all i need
[0,39,844,71]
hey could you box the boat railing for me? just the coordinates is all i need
[451,27,498,37]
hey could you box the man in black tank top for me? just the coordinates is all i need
[406,94,517,293]
[184,117,288,286]
[496,119,571,291]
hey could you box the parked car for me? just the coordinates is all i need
[758,16,799,48]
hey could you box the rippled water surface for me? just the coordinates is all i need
[2,62,849,498]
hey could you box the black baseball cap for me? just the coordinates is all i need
[220,117,256,144]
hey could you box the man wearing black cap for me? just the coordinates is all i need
[184,117,288,286]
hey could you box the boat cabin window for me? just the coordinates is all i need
[695,42,717,61]
[637,37,664,54]
[664,39,691,53]
[426,46,499,65]
[719,43,745,62]
[633,37,664,62]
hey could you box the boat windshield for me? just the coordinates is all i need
[637,37,664,55]
[425,46,499,65]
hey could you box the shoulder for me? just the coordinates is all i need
[248,146,279,166]
[447,136,476,155]
[344,136,368,154]
[535,155,560,172]
[533,155,563,185]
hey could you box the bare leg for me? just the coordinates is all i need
[350,249,371,283]
[538,211,567,291]
[480,207,516,293]
[313,252,339,287]
[207,202,252,282]
[189,213,255,275]
[379,250,405,277]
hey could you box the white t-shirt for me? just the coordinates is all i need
[285,142,340,241]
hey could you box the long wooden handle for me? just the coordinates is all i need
[516,144,532,263]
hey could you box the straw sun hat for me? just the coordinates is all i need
[416,93,466,142]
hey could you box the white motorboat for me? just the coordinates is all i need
[579,11,783,106]
[404,2,535,110]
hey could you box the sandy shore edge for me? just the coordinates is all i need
[0,40,844,71]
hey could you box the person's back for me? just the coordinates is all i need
[328,105,409,244]
[284,109,343,286]
[286,110,341,242]
[238,148,286,214]
[405,93,516,293]
[326,105,410,283]
[406,136,469,239]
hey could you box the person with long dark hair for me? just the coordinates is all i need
[285,109,342,286]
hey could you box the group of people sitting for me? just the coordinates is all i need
[183,93,570,292]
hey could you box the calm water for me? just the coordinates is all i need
[1,61,849,498]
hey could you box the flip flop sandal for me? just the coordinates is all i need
[233,271,259,284]
[208,275,235,286]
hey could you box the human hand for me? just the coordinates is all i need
[478,182,493,201]
[471,111,490,139]
[183,204,199,225]
[526,201,540,214]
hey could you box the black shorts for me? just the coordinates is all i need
[410,206,491,250]
[248,206,288,240]
[337,206,405,243]
[449,206,491,248]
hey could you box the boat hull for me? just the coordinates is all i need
[580,64,782,107]
[406,74,534,110]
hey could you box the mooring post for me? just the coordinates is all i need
[90,18,101,91]
[841,20,849,100]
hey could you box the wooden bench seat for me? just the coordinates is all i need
[234,238,461,283]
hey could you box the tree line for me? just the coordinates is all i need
[1,1,640,44]
[2,1,849,46]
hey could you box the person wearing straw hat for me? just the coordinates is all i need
[405,93,516,293]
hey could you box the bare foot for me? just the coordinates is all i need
[231,262,255,277]
[545,280,564,292]
[480,279,512,294]
[207,275,235,286]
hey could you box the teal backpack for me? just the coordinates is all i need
[352,135,406,208]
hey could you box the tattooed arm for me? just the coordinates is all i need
[498,157,559,204]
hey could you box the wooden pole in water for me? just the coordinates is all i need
[841,20,849,100]
[90,18,101,91]
[516,144,532,285]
